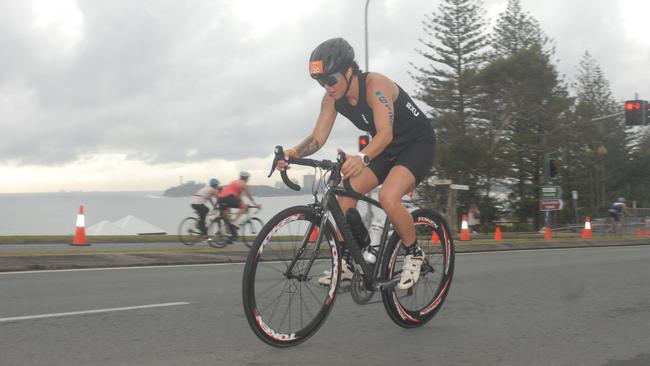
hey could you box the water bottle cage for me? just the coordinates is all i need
[365,245,379,257]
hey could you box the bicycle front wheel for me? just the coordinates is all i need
[178,217,201,245]
[240,217,264,248]
[242,205,340,347]
[380,209,455,328]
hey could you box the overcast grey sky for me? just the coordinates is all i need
[1,0,649,193]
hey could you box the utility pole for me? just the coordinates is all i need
[364,0,370,72]
[363,0,374,227]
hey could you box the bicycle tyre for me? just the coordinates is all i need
[240,217,264,248]
[207,218,228,248]
[178,217,201,245]
[242,205,341,347]
[380,209,455,328]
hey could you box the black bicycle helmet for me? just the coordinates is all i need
[309,38,355,79]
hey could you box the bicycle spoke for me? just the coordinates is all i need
[264,279,293,326]
[255,276,290,301]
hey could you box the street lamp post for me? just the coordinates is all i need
[364,0,370,71]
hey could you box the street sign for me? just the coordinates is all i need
[540,198,564,211]
[540,186,561,199]
[450,184,469,191]
[428,177,452,185]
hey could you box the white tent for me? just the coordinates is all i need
[112,215,167,235]
[86,220,131,236]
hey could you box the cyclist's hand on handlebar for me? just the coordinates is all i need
[339,148,364,179]
[276,148,297,172]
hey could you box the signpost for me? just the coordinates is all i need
[540,186,561,199]
[540,198,563,211]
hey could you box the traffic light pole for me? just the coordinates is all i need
[590,111,624,122]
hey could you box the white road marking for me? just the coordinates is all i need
[0,262,241,275]
[0,302,191,323]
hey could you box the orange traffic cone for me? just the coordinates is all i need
[460,214,470,241]
[581,216,592,239]
[431,231,439,244]
[544,226,552,240]
[308,227,319,242]
[494,226,502,241]
[70,205,89,246]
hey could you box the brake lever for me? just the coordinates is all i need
[268,145,284,178]
[337,150,347,164]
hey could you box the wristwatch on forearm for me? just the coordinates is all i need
[357,152,370,167]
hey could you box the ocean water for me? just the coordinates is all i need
[0,192,313,235]
[0,191,378,235]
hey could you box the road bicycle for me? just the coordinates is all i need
[178,204,263,248]
[242,146,455,347]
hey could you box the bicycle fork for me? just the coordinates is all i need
[283,214,329,282]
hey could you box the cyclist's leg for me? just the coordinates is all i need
[380,169,423,290]
[318,169,379,286]
[338,168,379,217]
[379,166,417,243]
[234,197,246,223]
[191,204,209,235]
[382,142,435,289]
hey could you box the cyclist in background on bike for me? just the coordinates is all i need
[608,197,631,236]
[277,38,436,290]
[191,178,221,235]
[218,171,262,233]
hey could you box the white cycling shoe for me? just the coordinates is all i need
[397,251,426,290]
[318,263,353,286]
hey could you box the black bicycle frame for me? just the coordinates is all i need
[322,185,396,290]
[271,146,397,290]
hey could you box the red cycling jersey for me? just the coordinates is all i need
[219,180,243,198]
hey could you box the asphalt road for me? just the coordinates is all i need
[1,246,649,366]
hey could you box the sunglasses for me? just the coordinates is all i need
[317,72,343,87]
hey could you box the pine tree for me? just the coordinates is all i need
[570,52,631,214]
[490,0,552,58]
[475,46,572,229]
[411,0,490,229]
[413,0,489,118]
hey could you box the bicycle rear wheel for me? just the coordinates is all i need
[380,209,455,328]
[242,205,340,347]
[240,217,264,248]
[178,217,201,245]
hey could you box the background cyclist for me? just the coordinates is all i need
[218,171,262,235]
[190,178,221,235]
[609,197,631,236]
[277,38,436,290]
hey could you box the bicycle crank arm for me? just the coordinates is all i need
[375,277,400,290]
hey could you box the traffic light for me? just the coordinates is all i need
[624,100,648,126]
[358,135,370,152]
[549,159,559,178]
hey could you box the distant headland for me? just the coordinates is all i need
[162,181,312,197]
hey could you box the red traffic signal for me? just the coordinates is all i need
[624,100,648,126]
[358,135,370,152]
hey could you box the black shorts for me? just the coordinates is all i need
[609,210,621,222]
[218,194,241,209]
[368,140,436,185]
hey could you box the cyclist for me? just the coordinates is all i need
[191,178,221,235]
[277,38,436,290]
[608,197,631,236]
[218,171,262,235]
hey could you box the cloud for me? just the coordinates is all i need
[0,0,648,188]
